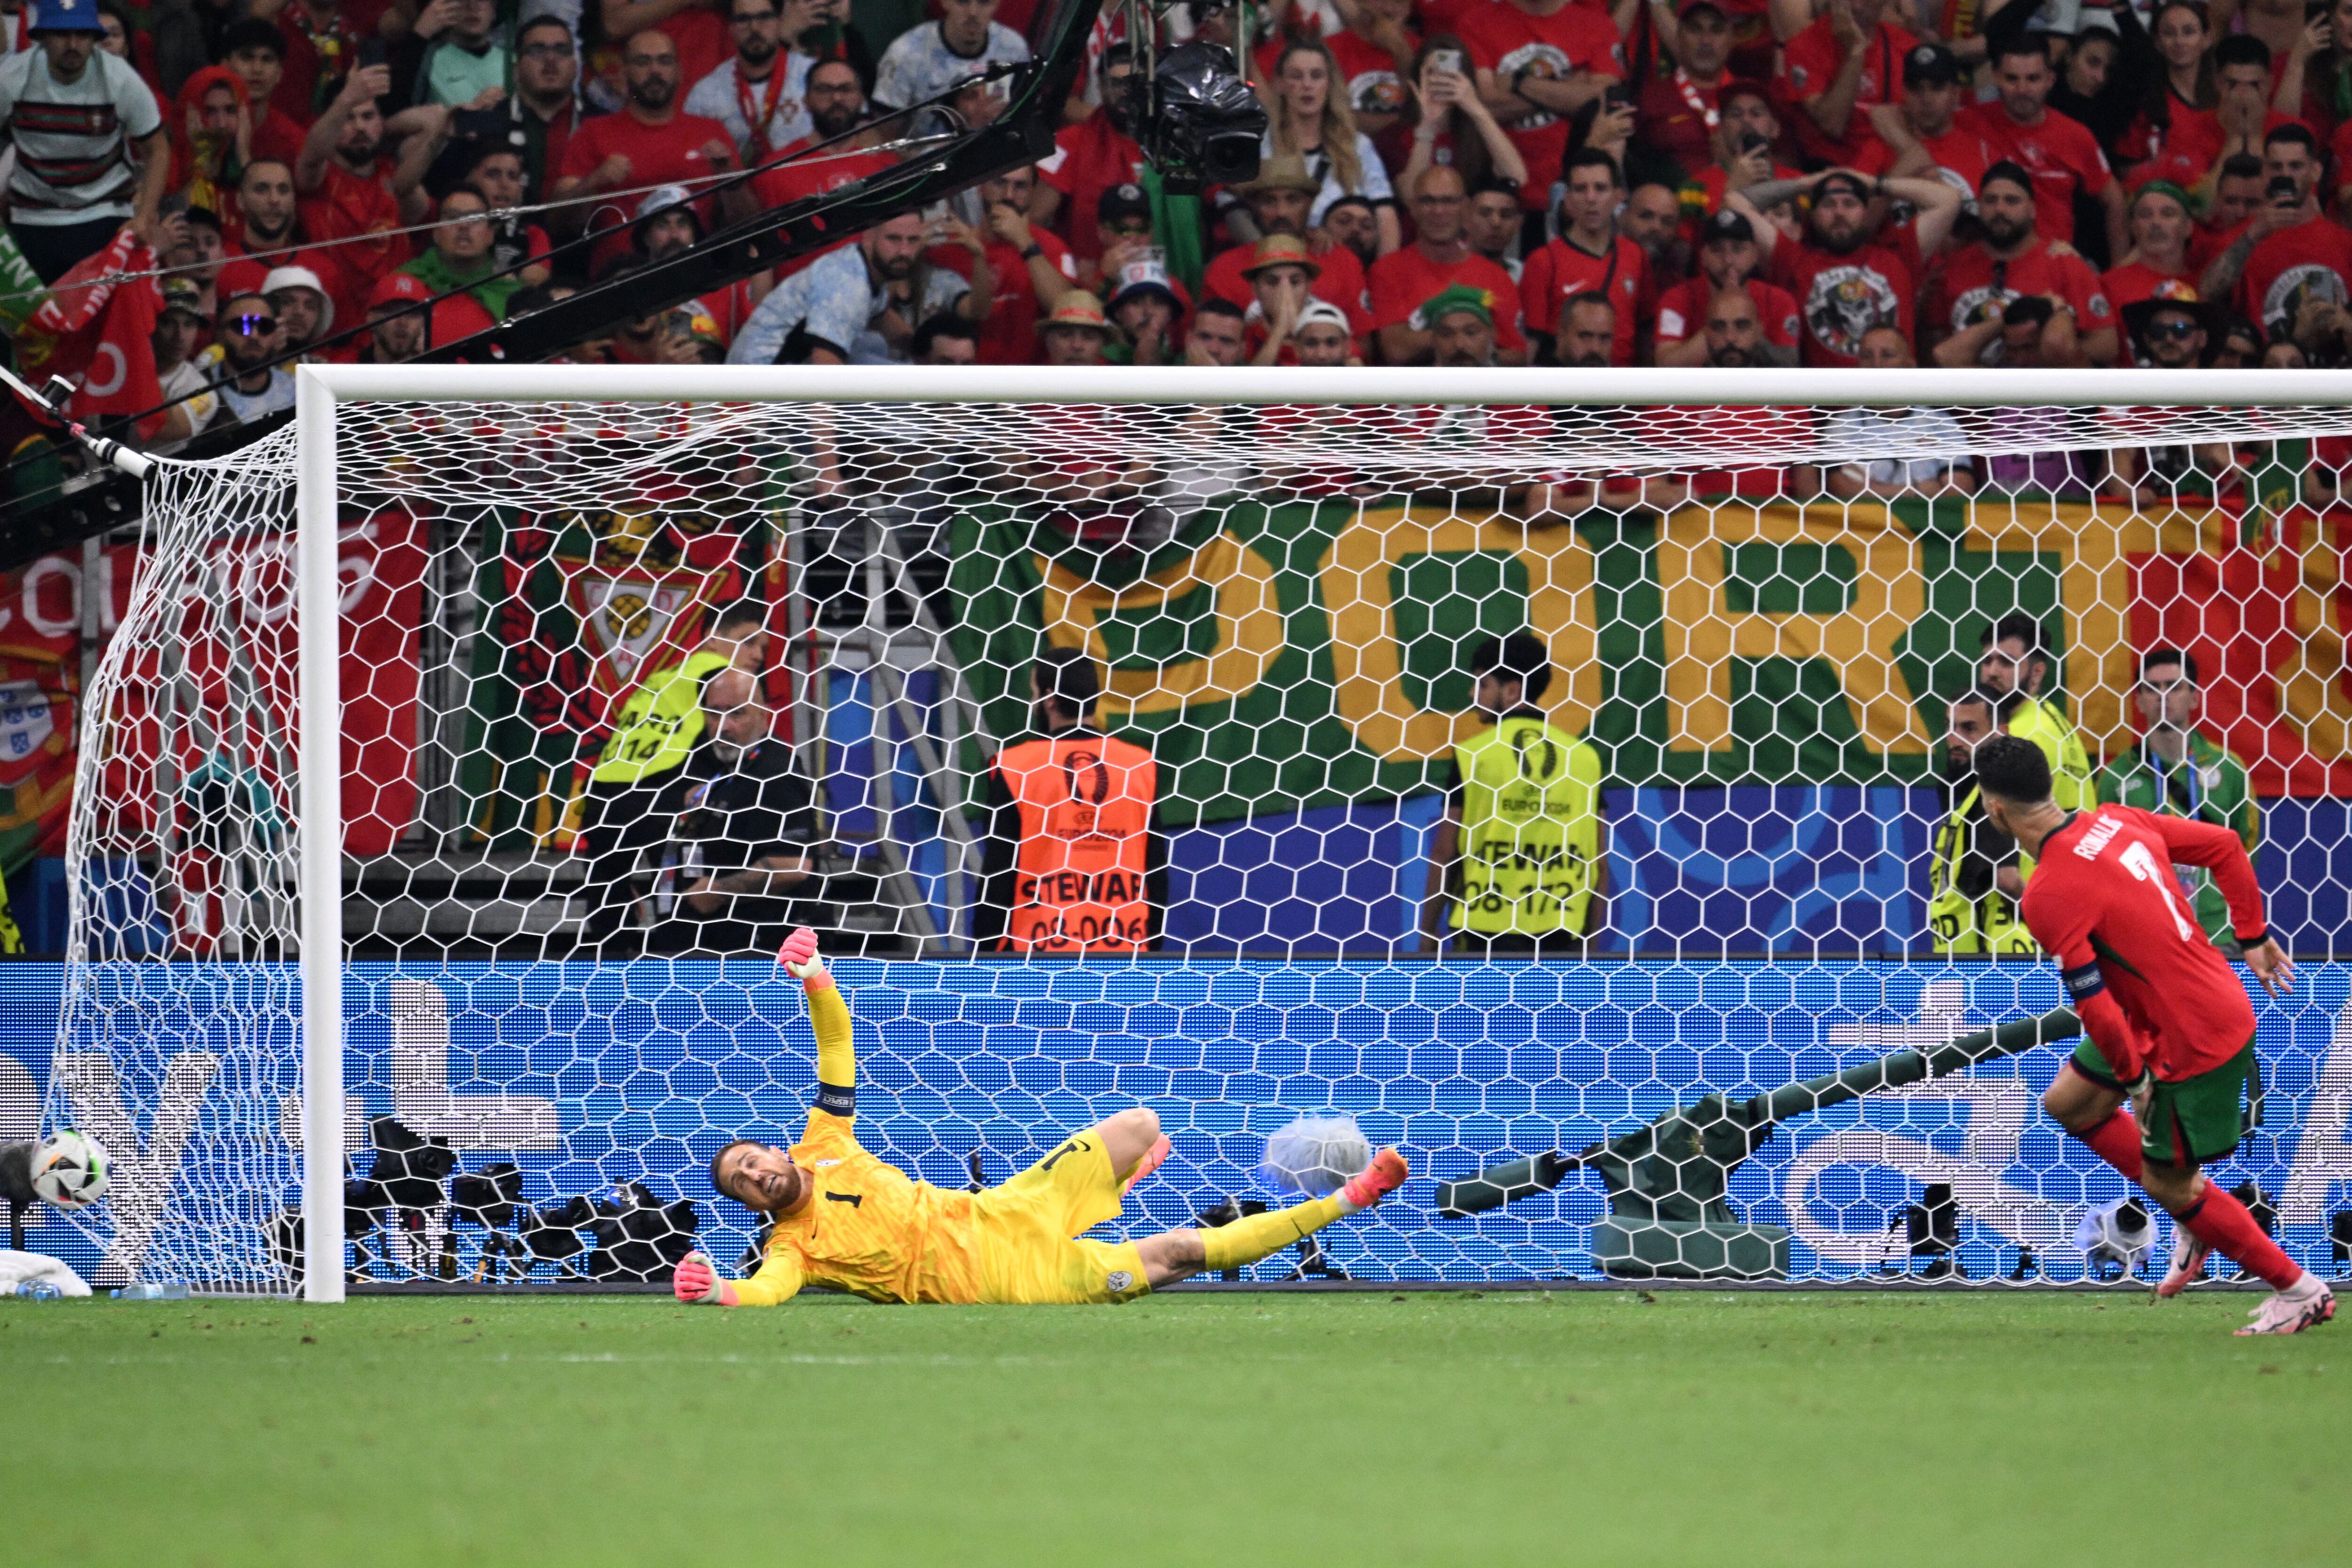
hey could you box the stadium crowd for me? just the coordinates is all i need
[1,0,2350,473]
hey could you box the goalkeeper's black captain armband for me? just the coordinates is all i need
[816,1081,855,1117]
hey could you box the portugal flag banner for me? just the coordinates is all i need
[15,226,164,438]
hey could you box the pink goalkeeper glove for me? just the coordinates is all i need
[673,1250,737,1305]
[778,927,830,989]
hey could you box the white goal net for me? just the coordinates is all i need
[41,367,2352,1296]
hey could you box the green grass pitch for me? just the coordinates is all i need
[5,1289,2339,1566]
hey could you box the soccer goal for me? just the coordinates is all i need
[46,365,2352,1299]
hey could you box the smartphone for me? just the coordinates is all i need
[2268,173,2301,205]
[356,37,389,70]
[1430,48,1468,76]
[1739,130,1771,156]
[1601,81,1633,110]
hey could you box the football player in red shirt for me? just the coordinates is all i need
[1962,36,2124,259]
[1774,0,1915,168]
[1521,147,1645,364]
[1927,161,2117,366]
[1973,734,2334,1335]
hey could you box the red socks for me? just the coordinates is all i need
[2177,1187,2302,1291]
[2071,1111,2299,1288]
[2070,1110,2145,1182]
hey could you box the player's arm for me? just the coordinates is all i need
[779,926,855,1117]
[2144,810,2294,993]
[2026,879,2153,1085]
[675,1245,803,1306]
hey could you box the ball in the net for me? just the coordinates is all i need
[31,1129,111,1212]
[1258,1114,1371,1197]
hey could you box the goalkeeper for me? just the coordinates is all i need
[675,929,1409,1306]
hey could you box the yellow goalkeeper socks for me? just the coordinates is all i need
[1199,1197,1344,1271]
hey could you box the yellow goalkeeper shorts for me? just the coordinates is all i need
[971,1130,1153,1305]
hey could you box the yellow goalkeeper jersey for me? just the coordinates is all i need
[731,984,986,1305]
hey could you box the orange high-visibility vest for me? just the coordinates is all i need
[996,733,1157,953]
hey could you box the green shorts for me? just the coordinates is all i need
[2071,1037,2261,1168]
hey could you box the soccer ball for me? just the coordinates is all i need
[31,1130,111,1212]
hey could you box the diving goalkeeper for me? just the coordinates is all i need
[673,929,1409,1306]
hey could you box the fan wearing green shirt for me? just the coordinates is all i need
[2094,647,2261,952]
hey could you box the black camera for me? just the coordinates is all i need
[587,1180,703,1283]
[1144,41,1266,193]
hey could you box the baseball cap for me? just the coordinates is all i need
[1701,208,1756,245]
[1108,255,1190,312]
[368,271,434,312]
[32,0,105,33]
[1904,42,1961,84]
[1980,159,2034,197]
[1813,171,1873,204]
[636,184,694,222]
[159,276,205,319]
[1676,0,1728,17]
[1097,182,1153,223]
[1291,299,1351,335]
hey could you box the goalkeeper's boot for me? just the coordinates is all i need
[2236,1275,2335,1336]
[1337,1148,1409,1213]
[2154,1222,2209,1299]
[1121,1134,1172,1197]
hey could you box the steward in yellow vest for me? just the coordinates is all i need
[576,601,771,947]
[1927,685,2040,956]
[974,648,1167,953]
[1422,633,1606,956]
[1978,612,2092,811]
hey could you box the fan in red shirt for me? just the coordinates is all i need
[1635,0,1740,180]
[1971,733,2334,1335]
[219,19,311,174]
[1773,0,1915,168]
[1369,164,1526,364]
[751,60,898,280]
[1202,154,1374,343]
[1925,162,2118,365]
[1960,38,2122,257]
[1462,0,1626,215]
[1034,47,1149,264]
[1648,290,1817,500]
[2140,34,2303,192]
[2201,124,2352,342]
[1655,208,1798,363]
[1521,148,1645,364]
[1862,43,1994,201]
[1675,84,1803,246]
[553,28,744,271]
[293,62,419,337]
[1732,166,1961,367]
[929,164,1076,365]
[2103,178,2200,313]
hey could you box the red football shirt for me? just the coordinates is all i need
[1676,160,1803,245]
[2101,259,2196,311]
[1775,16,1914,166]
[1927,236,2114,355]
[2022,804,2268,1084]
[297,158,410,335]
[930,229,1077,364]
[1367,245,1526,351]
[1652,276,1800,349]
[1636,67,1731,181]
[1962,103,2111,245]
[2233,214,2352,341]
[1520,232,1646,363]
[1037,112,1148,263]
[559,104,736,265]
[1767,224,1921,367]
[1461,0,1626,212]
[754,138,899,278]
[1204,238,1374,340]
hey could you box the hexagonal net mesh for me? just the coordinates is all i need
[43,387,2352,1294]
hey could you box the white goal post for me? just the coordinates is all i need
[68,363,2352,1301]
